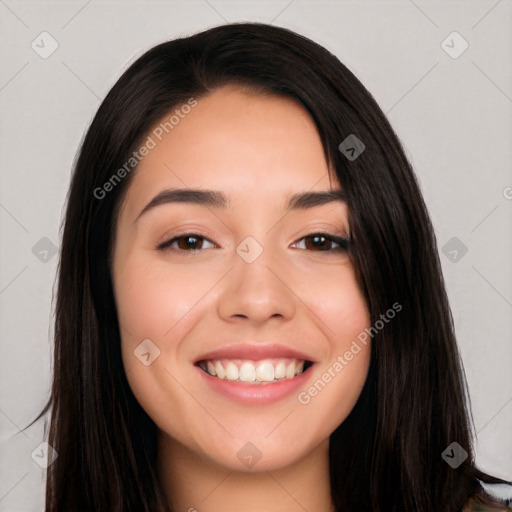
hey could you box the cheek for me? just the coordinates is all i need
[306,265,370,348]
[114,256,204,340]
[113,255,198,398]
[113,255,211,440]
[297,269,371,424]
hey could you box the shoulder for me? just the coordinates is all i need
[463,480,512,511]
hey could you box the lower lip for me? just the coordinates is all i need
[196,365,314,405]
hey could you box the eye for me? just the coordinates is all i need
[157,234,216,252]
[291,233,350,252]
[156,232,351,254]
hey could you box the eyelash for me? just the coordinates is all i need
[156,232,351,254]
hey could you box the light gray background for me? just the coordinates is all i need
[1,1,511,510]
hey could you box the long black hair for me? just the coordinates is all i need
[26,22,508,511]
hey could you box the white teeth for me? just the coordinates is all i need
[207,361,217,376]
[256,361,274,382]
[215,360,226,379]
[239,362,256,382]
[285,362,295,379]
[274,361,286,379]
[200,358,309,384]
[225,362,238,380]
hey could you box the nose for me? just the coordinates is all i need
[216,243,297,326]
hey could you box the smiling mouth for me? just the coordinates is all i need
[197,358,314,384]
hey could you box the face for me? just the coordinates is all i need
[112,85,371,472]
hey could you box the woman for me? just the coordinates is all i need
[27,22,511,511]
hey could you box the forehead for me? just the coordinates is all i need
[119,85,340,221]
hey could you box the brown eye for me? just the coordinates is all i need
[293,233,350,252]
[175,235,204,250]
[304,234,331,251]
[157,234,215,252]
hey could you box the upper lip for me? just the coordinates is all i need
[194,343,316,363]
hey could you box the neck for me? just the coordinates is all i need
[157,432,336,512]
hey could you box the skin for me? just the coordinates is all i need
[112,85,371,512]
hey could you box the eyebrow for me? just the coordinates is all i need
[134,187,346,222]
